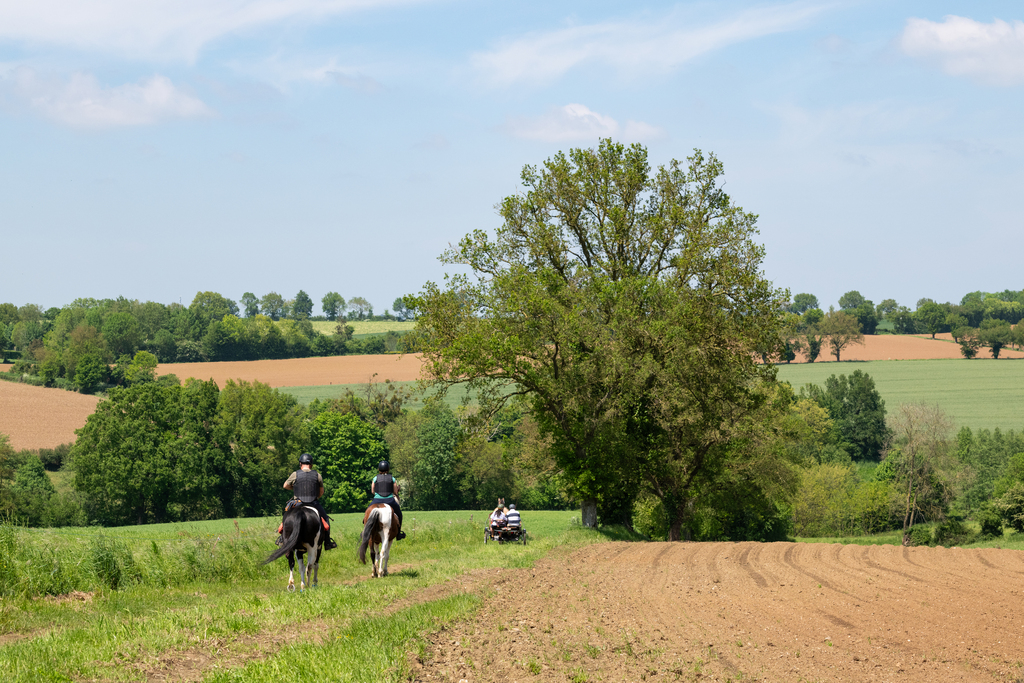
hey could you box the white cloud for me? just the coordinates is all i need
[5,68,211,128]
[900,15,1024,86]
[0,0,424,62]
[505,104,665,143]
[473,2,829,86]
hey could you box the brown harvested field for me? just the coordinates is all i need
[156,353,427,388]
[795,333,1024,362]
[0,380,100,450]
[416,541,1024,683]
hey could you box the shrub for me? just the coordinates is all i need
[977,508,1003,538]
[933,519,973,547]
[38,443,72,471]
[907,525,932,547]
[994,482,1024,532]
[632,492,669,540]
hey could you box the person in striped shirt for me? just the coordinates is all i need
[506,503,521,528]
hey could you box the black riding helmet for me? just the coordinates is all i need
[299,453,313,465]
[378,461,390,473]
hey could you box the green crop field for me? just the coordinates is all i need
[280,381,505,411]
[776,359,1024,433]
[309,320,416,336]
[0,510,613,683]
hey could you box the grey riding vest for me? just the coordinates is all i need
[294,469,320,503]
[374,473,395,497]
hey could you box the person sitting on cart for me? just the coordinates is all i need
[489,505,507,531]
[506,503,521,529]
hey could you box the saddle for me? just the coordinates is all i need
[285,499,329,531]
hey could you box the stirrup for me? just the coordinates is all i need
[325,538,337,550]
[397,530,407,540]
[275,534,284,546]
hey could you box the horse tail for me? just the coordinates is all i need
[262,512,302,565]
[358,508,379,565]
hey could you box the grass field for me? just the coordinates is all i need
[776,358,1024,433]
[280,381,503,411]
[309,320,416,336]
[0,510,609,682]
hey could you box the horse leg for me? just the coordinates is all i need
[287,551,296,592]
[310,540,320,588]
[380,529,392,577]
[298,550,307,592]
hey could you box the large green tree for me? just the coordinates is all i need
[321,292,345,321]
[311,412,388,513]
[292,290,314,319]
[416,139,788,538]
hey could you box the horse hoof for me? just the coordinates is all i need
[287,584,295,593]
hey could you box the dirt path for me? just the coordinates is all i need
[413,542,1024,682]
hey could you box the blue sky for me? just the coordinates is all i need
[1,1,1022,315]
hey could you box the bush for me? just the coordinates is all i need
[933,518,973,547]
[907,525,932,547]
[994,482,1024,532]
[977,508,1003,538]
[38,443,72,471]
[632,492,669,540]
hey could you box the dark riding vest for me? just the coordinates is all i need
[374,473,395,497]
[294,469,320,503]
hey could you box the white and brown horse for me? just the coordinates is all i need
[357,503,400,578]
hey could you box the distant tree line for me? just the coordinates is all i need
[0,291,421,392]
[0,379,570,527]
[779,289,1024,362]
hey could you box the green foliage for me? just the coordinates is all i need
[90,535,141,589]
[312,411,388,513]
[631,492,669,539]
[412,402,462,510]
[932,518,973,547]
[890,306,916,334]
[906,524,932,547]
[101,311,142,357]
[976,507,1003,537]
[792,463,898,537]
[801,370,888,461]
[852,301,878,335]
[788,293,818,314]
[241,292,259,318]
[73,353,106,393]
[838,290,866,310]
[259,292,285,320]
[321,291,345,320]
[125,350,158,384]
[915,301,948,338]
[994,482,1024,532]
[819,309,864,361]
[417,139,788,540]
[292,289,313,319]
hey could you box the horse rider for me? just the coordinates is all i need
[371,460,406,540]
[276,453,337,550]
[505,503,521,529]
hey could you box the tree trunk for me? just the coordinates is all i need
[581,499,597,528]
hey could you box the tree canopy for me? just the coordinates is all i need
[416,139,790,539]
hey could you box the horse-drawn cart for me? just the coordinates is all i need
[485,524,527,545]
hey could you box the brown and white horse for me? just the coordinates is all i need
[357,503,399,578]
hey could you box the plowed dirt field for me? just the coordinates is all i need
[156,353,426,388]
[0,380,100,450]
[416,541,1024,683]
[796,334,1023,362]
